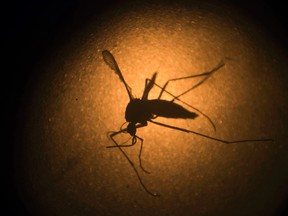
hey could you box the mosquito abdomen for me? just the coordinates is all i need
[146,100,198,119]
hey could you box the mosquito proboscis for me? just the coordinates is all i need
[102,50,274,197]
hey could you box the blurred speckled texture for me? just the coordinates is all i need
[16,1,288,216]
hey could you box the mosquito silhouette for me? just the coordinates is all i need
[102,50,273,197]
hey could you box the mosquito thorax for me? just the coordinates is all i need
[125,99,151,124]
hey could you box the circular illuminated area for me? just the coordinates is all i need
[16,1,288,216]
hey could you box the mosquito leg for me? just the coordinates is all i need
[107,135,150,173]
[143,61,225,131]
[106,139,136,148]
[159,61,225,101]
[136,135,151,174]
[108,131,160,197]
[146,80,217,131]
[149,119,274,144]
[106,123,147,148]
[106,129,133,148]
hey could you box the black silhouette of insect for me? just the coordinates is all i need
[102,50,273,197]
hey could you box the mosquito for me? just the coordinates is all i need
[102,50,273,197]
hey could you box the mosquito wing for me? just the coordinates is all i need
[102,50,134,100]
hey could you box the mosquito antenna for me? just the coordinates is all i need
[149,119,274,144]
[102,50,134,100]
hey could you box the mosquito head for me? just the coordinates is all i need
[127,122,136,136]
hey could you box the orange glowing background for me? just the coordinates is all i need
[16,1,288,216]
